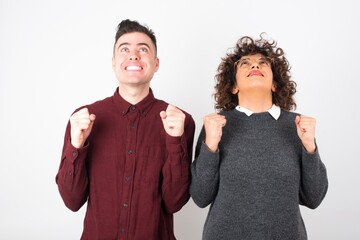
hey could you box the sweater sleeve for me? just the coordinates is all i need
[299,144,328,209]
[161,113,195,214]
[55,122,89,212]
[190,127,221,208]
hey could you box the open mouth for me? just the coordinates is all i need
[125,65,142,71]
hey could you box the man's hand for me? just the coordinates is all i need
[70,108,96,148]
[160,105,185,137]
[295,115,316,153]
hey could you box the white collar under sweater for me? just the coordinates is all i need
[235,104,281,120]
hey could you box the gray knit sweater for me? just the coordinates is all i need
[190,110,328,240]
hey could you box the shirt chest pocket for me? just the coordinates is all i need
[138,145,166,184]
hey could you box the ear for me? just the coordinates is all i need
[271,83,276,92]
[112,56,115,71]
[231,86,239,94]
[154,57,159,72]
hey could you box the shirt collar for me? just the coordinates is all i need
[235,104,281,120]
[113,87,155,116]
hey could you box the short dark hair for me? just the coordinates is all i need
[114,19,157,55]
[214,34,297,111]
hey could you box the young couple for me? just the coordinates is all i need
[56,19,328,240]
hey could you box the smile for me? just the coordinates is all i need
[125,65,142,71]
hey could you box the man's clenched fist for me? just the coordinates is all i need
[160,105,185,137]
[70,108,96,148]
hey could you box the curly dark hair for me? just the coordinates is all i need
[214,34,297,111]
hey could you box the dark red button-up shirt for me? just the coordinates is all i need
[56,88,195,240]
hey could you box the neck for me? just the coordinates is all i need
[118,84,150,105]
[238,91,273,113]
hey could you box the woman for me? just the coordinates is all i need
[190,35,328,240]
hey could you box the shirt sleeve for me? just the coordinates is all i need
[189,126,220,208]
[299,144,328,209]
[55,122,89,212]
[161,113,195,214]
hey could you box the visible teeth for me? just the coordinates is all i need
[126,66,141,70]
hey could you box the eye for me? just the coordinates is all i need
[139,47,148,53]
[259,60,270,66]
[120,47,129,53]
[239,60,250,67]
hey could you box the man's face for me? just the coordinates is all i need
[112,32,159,88]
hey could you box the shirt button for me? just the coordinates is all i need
[131,106,136,111]
[128,150,133,154]
[72,151,77,157]
[125,176,130,181]
[123,203,128,207]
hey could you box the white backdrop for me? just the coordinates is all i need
[1,0,359,239]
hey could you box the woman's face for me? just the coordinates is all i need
[233,53,275,94]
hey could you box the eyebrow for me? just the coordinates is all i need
[117,42,151,51]
[240,56,267,61]
[238,57,270,64]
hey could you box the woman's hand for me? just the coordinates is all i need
[204,113,226,152]
[295,115,316,153]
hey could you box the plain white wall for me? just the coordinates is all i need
[1,0,359,239]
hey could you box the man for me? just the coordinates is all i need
[56,19,195,240]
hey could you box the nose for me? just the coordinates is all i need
[251,62,259,69]
[129,55,139,61]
